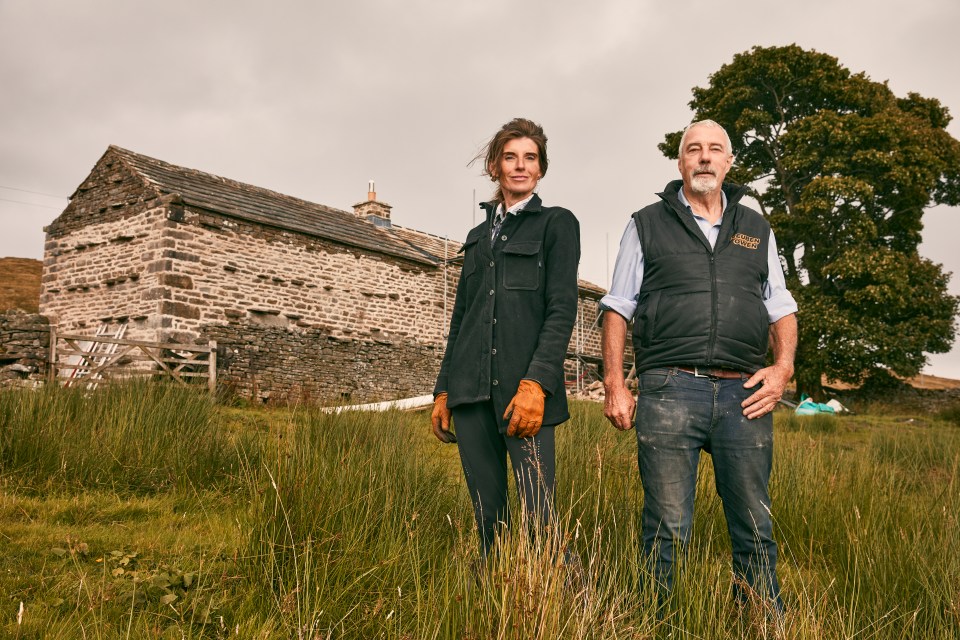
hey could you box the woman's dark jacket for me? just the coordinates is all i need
[434,194,580,430]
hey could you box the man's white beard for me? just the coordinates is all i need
[690,174,718,194]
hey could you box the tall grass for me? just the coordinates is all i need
[771,424,960,637]
[2,382,958,638]
[936,402,960,427]
[778,412,839,434]
[242,402,960,638]
[241,403,663,638]
[0,381,240,493]
[242,406,473,638]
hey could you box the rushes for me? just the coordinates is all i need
[772,422,960,637]
[242,406,468,637]
[0,380,237,493]
[1,384,959,638]
[936,402,960,426]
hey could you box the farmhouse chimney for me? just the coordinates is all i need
[353,179,392,228]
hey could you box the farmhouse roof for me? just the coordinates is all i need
[104,145,436,266]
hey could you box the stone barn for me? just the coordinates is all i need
[40,146,604,403]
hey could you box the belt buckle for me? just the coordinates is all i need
[692,366,710,378]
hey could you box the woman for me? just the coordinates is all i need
[431,117,581,556]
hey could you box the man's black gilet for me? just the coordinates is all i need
[631,181,771,374]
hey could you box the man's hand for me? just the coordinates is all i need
[604,381,636,431]
[601,310,636,430]
[504,379,546,438]
[742,363,793,419]
[431,392,456,443]
[743,313,798,419]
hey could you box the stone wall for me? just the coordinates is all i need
[40,146,172,342]
[573,295,603,359]
[41,196,457,401]
[41,203,171,341]
[203,323,441,404]
[159,205,457,402]
[151,204,456,347]
[0,310,50,387]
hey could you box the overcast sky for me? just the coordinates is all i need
[2,0,958,378]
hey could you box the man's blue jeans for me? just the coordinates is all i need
[635,367,783,611]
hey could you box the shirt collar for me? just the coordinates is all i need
[677,186,727,223]
[495,193,535,218]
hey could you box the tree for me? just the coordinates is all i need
[660,44,960,398]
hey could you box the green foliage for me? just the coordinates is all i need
[661,44,960,397]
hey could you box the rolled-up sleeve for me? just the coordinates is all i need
[599,221,644,323]
[763,230,798,323]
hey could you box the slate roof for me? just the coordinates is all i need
[107,145,436,266]
[389,225,462,262]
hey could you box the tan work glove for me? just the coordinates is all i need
[431,392,456,443]
[504,379,546,438]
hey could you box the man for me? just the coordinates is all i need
[601,119,798,612]
[431,117,580,556]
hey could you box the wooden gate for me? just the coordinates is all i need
[47,326,217,394]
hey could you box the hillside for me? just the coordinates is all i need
[825,372,960,392]
[0,257,42,313]
[899,372,960,391]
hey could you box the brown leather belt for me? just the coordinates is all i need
[677,366,744,380]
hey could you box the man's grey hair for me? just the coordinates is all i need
[678,119,734,157]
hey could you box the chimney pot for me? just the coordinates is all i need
[353,181,392,227]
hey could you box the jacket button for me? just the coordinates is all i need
[492,379,499,386]
[489,289,494,296]
[501,235,508,241]
[489,261,494,267]
[492,318,497,324]
[491,348,497,355]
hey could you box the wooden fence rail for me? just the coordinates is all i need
[48,327,217,394]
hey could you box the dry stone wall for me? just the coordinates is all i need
[41,197,459,402]
[0,310,49,387]
[203,323,441,404]
[572,296,603,357]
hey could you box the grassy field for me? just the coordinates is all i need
[1,383,958,639]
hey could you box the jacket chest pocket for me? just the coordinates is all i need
[502,240,541,290]
[459,234,482,280]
